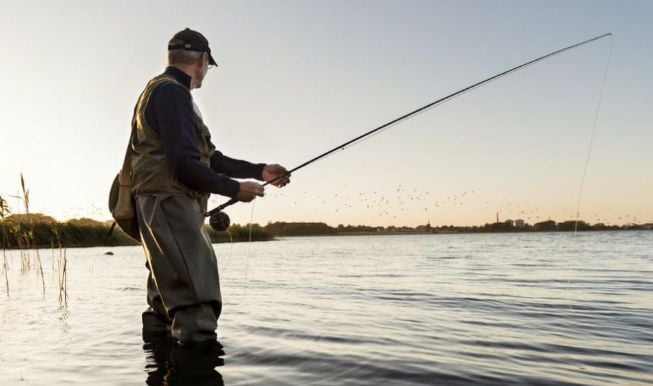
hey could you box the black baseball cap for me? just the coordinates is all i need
[168,28,217,66]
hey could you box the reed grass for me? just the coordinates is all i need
[20,173,45,294]
[0,217,138,249]
[48,225,68,306]
[1,175,60,298]
[57,240,68,307]
[0,195,10,295]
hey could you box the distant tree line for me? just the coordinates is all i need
[1,214,649,249]
[207,223,273,243]
[264,222,337,236]
[262,219,652,236]
[0,213,273,249]
[448,220,649,233]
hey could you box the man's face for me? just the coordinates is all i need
[193,53,210,89]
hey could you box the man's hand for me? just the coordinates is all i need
[262,164,291,187]
[236,181,264,202]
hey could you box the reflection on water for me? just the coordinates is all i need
[0,232,651,385]
[144,331,225,386]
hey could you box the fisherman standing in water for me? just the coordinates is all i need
[131,28,289,344]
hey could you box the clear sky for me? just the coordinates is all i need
[0,0,651,227]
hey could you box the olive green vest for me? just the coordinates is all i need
[130,74,215,198]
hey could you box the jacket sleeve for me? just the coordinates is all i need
[210,151,266,180]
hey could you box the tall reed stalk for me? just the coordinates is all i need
[0,195,10,295]
[20,174,45,294]
[58,247,68,307]
[53,227,68,306]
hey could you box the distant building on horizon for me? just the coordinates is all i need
[416,220,432,233]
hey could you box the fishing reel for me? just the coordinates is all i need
[209,210,231,232]
[206,197,237,232]
[206,171,290,232]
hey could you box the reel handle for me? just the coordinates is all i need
[205,172,288,217]
[205,171,291,232]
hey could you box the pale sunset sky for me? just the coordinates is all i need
[0,0,651,227]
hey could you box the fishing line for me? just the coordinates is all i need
[550,37,615,377]
[213,33,614,312]
[248,202,256,243]
[566,36,615,311]
[240,201,256,303]
[218,203,256,306]
[574,38,615,234]
[218,230,234,278]
[205,33,613,226]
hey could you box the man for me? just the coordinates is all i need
[131,28,289,344]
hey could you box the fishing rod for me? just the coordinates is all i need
[207,32,612,231]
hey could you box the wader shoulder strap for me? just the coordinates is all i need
[121,75,180,185]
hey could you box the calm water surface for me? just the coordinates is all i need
[0,231,651,385]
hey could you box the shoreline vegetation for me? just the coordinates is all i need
[0,213,651,250]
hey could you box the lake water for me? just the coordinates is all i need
[0,231,651,385]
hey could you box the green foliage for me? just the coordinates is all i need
[0,215,276,249]
[206,223,273,243]
[265,221,337,236]
[556,220,591,231]
[265,219,644,236]
[0,215,139,248]
[533,220,557,232]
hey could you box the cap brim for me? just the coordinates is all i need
[208,53,217,66]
